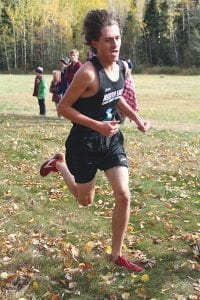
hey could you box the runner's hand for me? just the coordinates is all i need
[137,120,151,132]
[96,121,120,137]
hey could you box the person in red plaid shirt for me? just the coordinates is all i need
[123,75,138,112]
[117,73,139,123]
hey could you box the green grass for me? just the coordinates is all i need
[135,75,200,128]
[0,75,199,299]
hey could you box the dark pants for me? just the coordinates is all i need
[38,98,46,115]
[66,129,128,183]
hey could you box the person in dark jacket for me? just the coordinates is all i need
[58,57,69,96]
[49,70,62,117]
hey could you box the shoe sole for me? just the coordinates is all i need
[40,154,64,177]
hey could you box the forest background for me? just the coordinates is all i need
[0,0,200,73]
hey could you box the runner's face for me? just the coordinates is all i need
[92,24,121,62]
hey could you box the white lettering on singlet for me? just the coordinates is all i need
[102,88,123,105]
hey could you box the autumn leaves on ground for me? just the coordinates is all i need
[0,75,199,300]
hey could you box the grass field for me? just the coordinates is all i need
[0,75,199,300]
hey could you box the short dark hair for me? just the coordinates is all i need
[60,57,69,65]
[83,9,120,50]
[35,66,43,74]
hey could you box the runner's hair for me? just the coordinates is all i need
[83,9,120,52]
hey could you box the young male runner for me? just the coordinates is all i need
[40,9,150,271]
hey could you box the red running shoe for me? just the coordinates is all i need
[40,153,64,177]
[114,256,144,272]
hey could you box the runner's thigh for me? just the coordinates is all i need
[105,166,129,194]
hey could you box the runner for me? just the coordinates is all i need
[40,9,150,271]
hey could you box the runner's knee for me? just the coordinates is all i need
[114,190,130,207]
[78,194,93,207]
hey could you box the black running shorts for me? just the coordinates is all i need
[65,129,128,183]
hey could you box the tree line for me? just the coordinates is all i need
[0,0,199,72]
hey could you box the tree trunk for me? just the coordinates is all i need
[23,17,27,70]
[3,37,10,71]
[172,32,179,66]
[52,23,55,65]
[30,14,34,66]
[12,23,17,69]
[186,4,191,43]
[60,34,63,57]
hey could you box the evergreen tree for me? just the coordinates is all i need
[0,0,13,70]
[158,0,171,65]
[171,0,200,67]
[121,2,141,65]
[190,2,200,66]
[143,0,160,65]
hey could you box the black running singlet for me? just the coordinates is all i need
[72,56,125,131]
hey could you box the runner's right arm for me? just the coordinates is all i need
[58,63,120,137]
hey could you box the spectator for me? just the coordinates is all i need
[65,49,82,85]
[87,49,96,61]
[118,74,139,123]
[58,57,69,96]
[33,67,47,116]
[127,58,133,73]
[49,70,62,117]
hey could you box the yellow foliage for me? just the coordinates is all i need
[83,241,95,252]
[141,274,150,282]
[32,280,39,290]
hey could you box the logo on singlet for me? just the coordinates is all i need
[102,88,123,106]
[103,108,113,121]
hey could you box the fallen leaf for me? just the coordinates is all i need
[141,274,150,282]
[69,281,77,289]
[121,292,131,300]
[100,272,114,281]
[105,245,112,254]
[32,280,39,290]
[135,288,146,298]
[0,272,8,279]
[127,225,134,232]
[83,241,95,252]
[51,295,60,300]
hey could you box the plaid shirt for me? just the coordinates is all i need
[122,75,138,112]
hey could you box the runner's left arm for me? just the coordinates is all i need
[117,97,150,132]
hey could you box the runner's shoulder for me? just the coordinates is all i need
[75,61,96,83]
